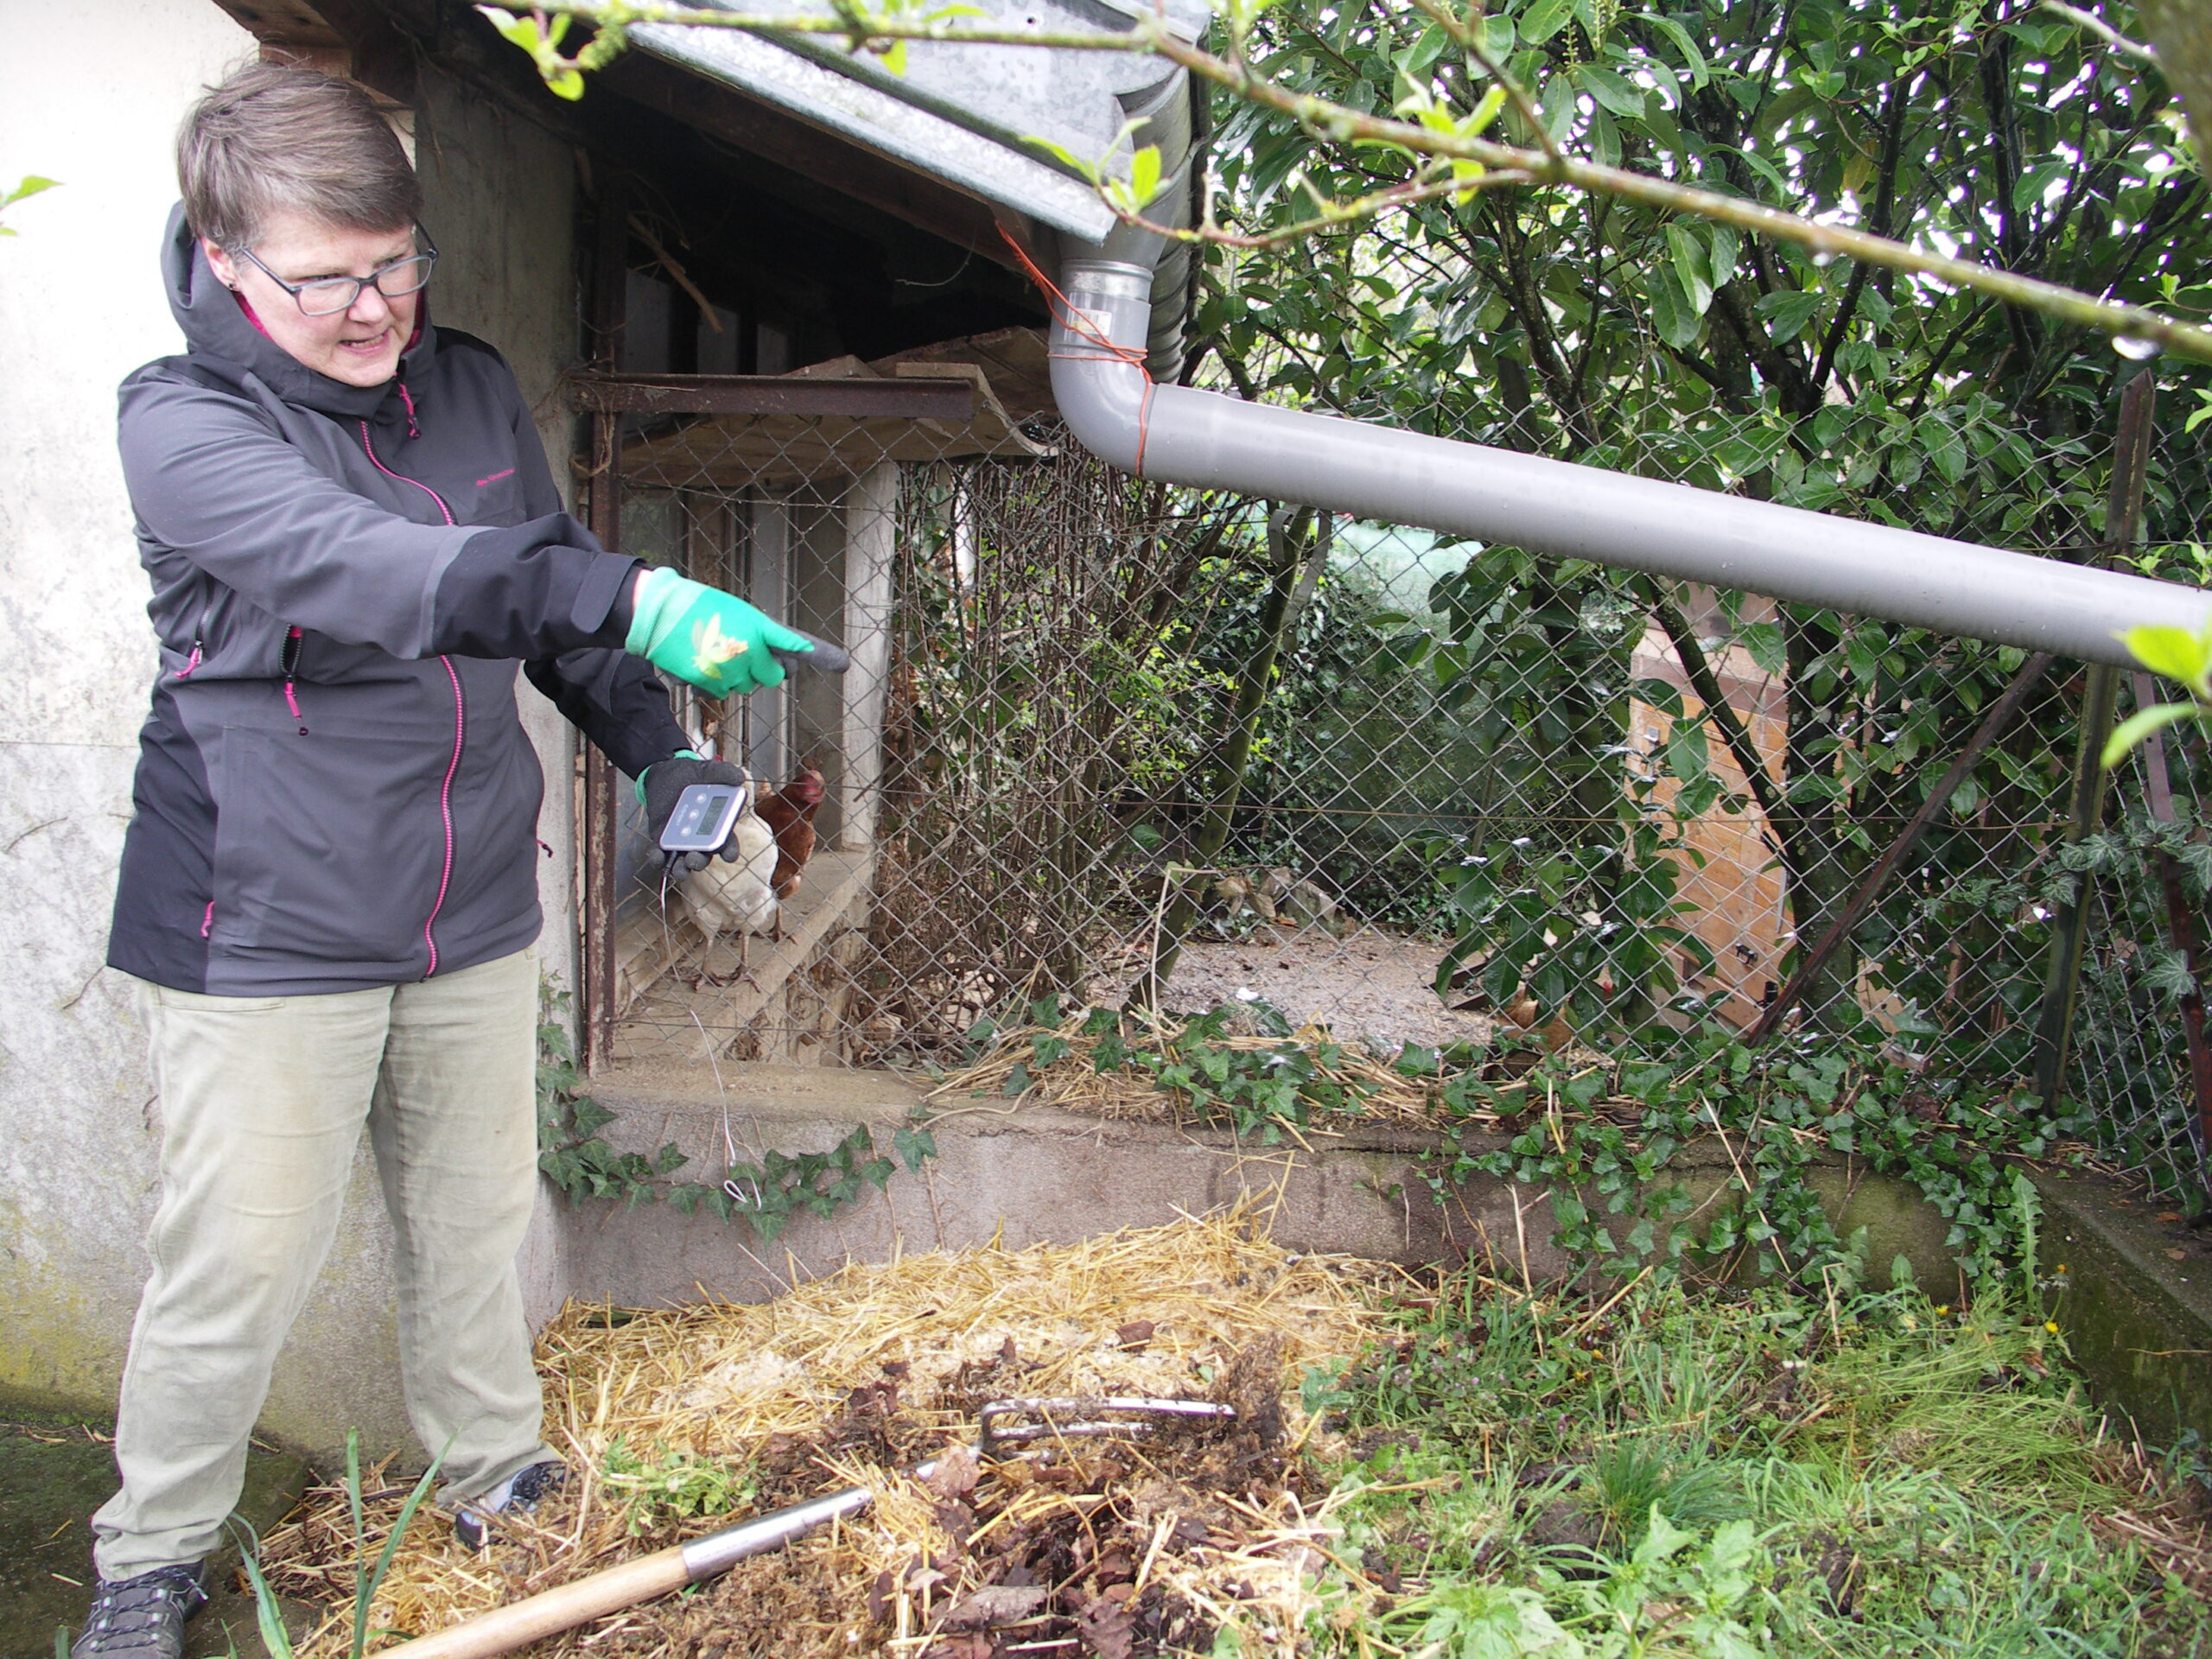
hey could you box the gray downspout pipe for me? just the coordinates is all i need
[1047,257,2212,668]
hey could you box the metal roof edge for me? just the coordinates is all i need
[633,23,1120,241]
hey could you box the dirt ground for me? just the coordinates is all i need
[1096,925,1496,1055]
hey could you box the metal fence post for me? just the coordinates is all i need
[581,177,629,1075]
[2031,371,2157,1103]
[2128,670,2212,1179]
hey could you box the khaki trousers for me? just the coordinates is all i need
[92,948,556,1579]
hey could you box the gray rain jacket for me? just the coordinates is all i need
[108,207,687,995]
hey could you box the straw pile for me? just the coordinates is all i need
[262,1207,1400,1657]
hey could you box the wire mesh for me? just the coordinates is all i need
[590,347,2212,1205]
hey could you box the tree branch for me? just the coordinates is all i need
[1640,578,1788,830]
[1811,81,1908,390]
[513,0,2212,366]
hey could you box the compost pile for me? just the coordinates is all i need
[262,1211,1394,1657]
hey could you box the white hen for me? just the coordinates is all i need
[675,778,779,982]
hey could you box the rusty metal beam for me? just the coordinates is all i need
[2033,372,2159,1102]
[566,372,975,421]
[580,180,632,1077]
[2129,670,2212,1183]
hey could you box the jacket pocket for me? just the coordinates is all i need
[467,469,529,528]
[208,726,448,969]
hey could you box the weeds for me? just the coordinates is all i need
[1306,1273,2212,1657]
[230,1431,442,1659]
[599,1437,755,1532]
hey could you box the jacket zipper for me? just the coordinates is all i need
[359,417,464,976]
[173,601,213,681]
[282,626,306,733]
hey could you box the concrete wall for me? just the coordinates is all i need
[567,1061,1961,1311]
[0,7,585,1463]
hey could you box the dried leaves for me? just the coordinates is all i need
[263,1208,1390,1657]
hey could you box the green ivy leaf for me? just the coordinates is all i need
[894,1124,938,1172]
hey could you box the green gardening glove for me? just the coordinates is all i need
[625,567,815,697]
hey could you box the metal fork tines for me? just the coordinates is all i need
[975,1395,1236,1459]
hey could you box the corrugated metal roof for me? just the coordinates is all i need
[632,0,1204,242]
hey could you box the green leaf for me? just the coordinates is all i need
[893,1123,938,1172]
[1128,143,1164,209]
[1705,223,1741,286]
[1666,224,1713,315]
[1021,135,1102,184]
[1519,0,1576,44]
[1405,21,1450,73]
[3,176,60,208]
[1579,66,1646,119]
[238,1549,296,1659]
[1919,416,1968,484]
[1466,82,1509,138]
[1665,718,1710,781]
[476,6,533,46]
[1756,288,1821,343]
[1740,622,1787,674]
[2102,701,2201,767]
[2120,623,2212,694]
[1644,13,1708,83]
[1649,264,1701,348]
[1630,677,1685,718]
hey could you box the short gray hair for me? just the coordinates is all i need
[177,62,419,250]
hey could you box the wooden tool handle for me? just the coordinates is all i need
[392,1545,691,1659]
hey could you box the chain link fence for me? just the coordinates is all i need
[588,340,2212,1205]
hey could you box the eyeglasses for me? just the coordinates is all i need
[229,227,439,318]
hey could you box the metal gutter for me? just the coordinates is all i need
[1048,258,2212,667]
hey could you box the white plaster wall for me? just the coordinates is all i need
[0,2,418,1461]
[0,7,586,1461]
[412,63,582,1021]
[410,65,585,1329]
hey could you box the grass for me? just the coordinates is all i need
[1295,1264,2212,1658]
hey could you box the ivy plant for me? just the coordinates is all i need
[535,985,939,1242]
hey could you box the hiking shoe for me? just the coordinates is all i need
[454,1459,567,1551]
[71,1562,210,1659]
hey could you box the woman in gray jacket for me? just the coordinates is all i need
[74,62,791,1659]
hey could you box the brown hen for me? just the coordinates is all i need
[756,764,826,901]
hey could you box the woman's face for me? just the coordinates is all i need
[203,212,422,388]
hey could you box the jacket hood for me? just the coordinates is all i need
[161,203,438,421]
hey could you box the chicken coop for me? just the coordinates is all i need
[592,332,1059,1066]
[505,0,2212,1214]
